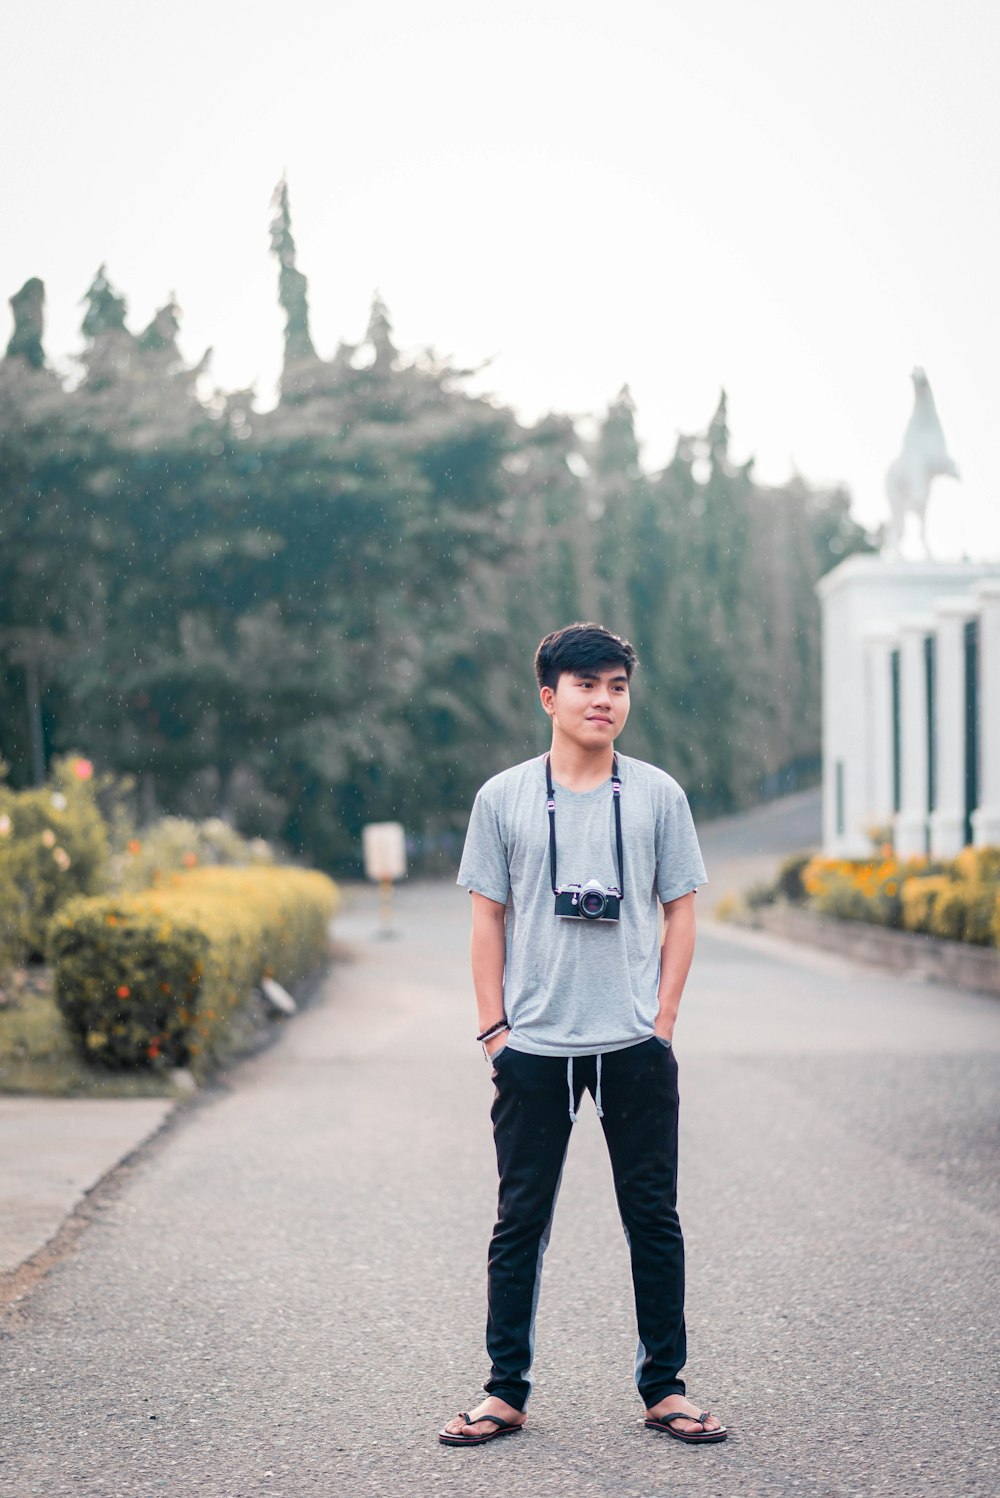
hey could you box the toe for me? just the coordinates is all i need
[443,1398,524,1439]
[647,1399,722,1434]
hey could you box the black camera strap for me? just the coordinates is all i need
[544,753,624,900]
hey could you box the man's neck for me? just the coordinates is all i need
[547,737,615,791]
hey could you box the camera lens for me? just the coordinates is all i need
[579,889,606,919]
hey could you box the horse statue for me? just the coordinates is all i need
[884,367,959,557]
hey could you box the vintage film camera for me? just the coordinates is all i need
[554,878,622,922]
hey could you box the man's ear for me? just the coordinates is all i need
[539,685,555,718]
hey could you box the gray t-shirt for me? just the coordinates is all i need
[456,752,707,1057]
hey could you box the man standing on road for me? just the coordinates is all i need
[440,622,727,1448]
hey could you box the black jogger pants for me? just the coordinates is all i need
[484,1035,685,1411]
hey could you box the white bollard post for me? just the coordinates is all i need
[362,822,408,937]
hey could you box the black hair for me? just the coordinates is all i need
[534,622,639,691]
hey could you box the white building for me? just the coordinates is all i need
[817,555,1000,857]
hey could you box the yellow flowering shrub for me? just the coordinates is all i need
[931,883,1000,946]
[48,865,339,1076]
[900,876,953,934]
[953,846,1000,886]
[801,855,925,928]
[802,847,999,946]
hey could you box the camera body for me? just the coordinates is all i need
[554,877,622,922]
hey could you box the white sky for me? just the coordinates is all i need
[4,0,999,556]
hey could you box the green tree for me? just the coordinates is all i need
[0,208,876,868]
[269,176,316,372]
[5,278,46,370]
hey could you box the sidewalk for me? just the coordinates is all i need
[0,1096,174,1278]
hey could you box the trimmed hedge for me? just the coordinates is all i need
[48,866,339,1076]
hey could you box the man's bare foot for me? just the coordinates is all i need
[644,1394,725,1436]
[441,1395,526,1440]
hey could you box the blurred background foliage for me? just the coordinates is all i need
[0,182,874,872]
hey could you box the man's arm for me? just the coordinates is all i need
[654,890,697,1042]
[470,891,508,1056]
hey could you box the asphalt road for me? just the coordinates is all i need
[2,845,999,1496]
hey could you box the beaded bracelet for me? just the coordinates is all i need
[476,1017,510,1043]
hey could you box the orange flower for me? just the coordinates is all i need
[127,839,142,855]
[117,984,130,998]
[73,758,94,780]
[182,851,198,867]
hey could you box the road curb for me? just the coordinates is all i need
[747,904,1000,996]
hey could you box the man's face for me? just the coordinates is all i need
[540,664,631,747]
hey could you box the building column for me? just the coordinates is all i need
[971,580,1000,846]
[929,596,977,857]
[894,614,933,859]
[862,625,897,840]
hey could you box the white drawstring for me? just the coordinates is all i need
[567,1055,604,1120]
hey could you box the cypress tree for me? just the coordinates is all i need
[5,278,46,369]
[592,384,642,635]
[78,264,137,391]
[269,177,316,368]
[366,291,396,372]
[137,297,180,353]
[81,263,128,338]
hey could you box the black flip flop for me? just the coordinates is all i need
[439,1412,524,1446]
[644,1409,728,1443]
